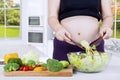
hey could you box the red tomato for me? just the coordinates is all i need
[28,66,34,70]
[23,66,29,71]
[19,66,24,71]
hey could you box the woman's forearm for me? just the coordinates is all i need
[48,16,62,32]
[102,16,113,28]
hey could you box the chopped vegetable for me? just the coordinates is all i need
[4,63,19,72]
[4,53,19,64]
[47,59,63,72]
[69,52,109,72]
[27,60,36,67]
[68,40,110,72]
[8,58,23,66]
[80,40,90,50]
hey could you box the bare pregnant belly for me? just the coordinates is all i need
[61,16,100,44]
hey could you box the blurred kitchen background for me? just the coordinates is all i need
[0,0,120,61]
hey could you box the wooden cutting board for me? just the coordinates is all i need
[4,66,73,77]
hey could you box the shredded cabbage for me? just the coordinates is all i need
[68,41,110,72]
[69,52,109,72]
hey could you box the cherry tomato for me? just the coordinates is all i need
[28,66,34,70]
[23,66,29,71]
[19,66,24,71]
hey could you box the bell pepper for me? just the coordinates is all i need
[33,67,47,72]
[4,53,19,64]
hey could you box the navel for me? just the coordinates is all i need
[78,33,80,35]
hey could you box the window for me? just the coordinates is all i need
[112,0,120,38]
[0,0,21,39]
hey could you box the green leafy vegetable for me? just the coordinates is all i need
[47,59,63,72]
[4,63,19,72]
[80,40,90,50]
[8,58,23,66]
[27,60,36,67]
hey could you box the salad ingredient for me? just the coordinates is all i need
[41,63,47,68]
[33,67,47,72]
[23,66,29,71]
[4,63,19,72]
[19,66,24,71]
[68,40,110,72]
[27,60,36,67]
[80,40,90,50]
[8,58,23,66]
[28,66,34,70]
[47,59,63,72]
[4,53,19,64]
[21,51,39,65]
[69,52,109,72]
[60,60,69,68]
[19,66,34,71]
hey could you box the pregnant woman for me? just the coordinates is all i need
[48,0,113,61]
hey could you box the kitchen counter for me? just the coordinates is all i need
[0,55,120,80]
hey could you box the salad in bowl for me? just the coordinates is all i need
[67,40,111,73]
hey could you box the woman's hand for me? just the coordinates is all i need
[55,27,76,45]
[99,27,112,39]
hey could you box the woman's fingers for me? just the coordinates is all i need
[55,30,71,42]
[64,33,77,45]
[64,34,71,42]
[65,31,72,39]
[99,27,112,39]
[99,27,105,37]
[103,29,112,39]
[103,33,109,39]
[56,33,76,45]
[55,27,77,45]
[66,40,76,45]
